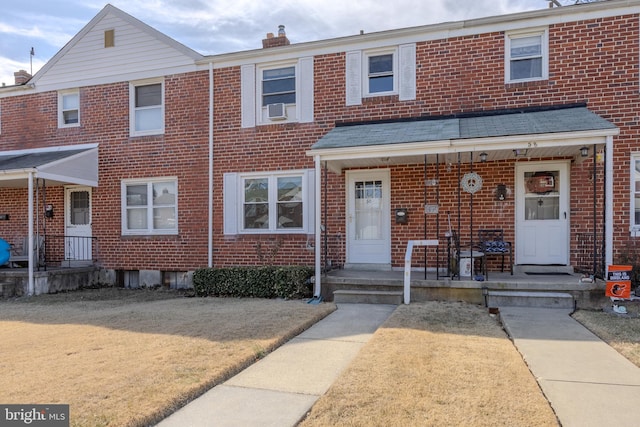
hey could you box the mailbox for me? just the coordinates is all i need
[395,208,408,224]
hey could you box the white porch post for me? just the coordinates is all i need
[605,135,614,266]
[314,155,322,297]
[27,172,34,296]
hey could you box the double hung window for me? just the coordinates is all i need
[59,90,80,127]
[122,178,177,235]
[130,80,164,136]
[262,66,296,106]
[367,53,394,94]
[632,156,640,233]
[243,174,303,231]
[506,29,548,83]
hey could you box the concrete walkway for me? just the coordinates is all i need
[157,303,396,427]
[500,307,640,427]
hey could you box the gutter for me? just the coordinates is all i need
[208,62,214,267]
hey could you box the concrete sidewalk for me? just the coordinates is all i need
[500,307,640,427]
[157,303,396,427]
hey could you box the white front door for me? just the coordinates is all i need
[515,161,569,265]
[65,186,92,262]
[346,170,391,265]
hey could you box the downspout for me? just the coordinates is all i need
[28,172,34,296]
[314,155,322,297]
[208,62,214,268]
[605,135,614,266]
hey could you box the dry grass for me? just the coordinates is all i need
[0,288,335,427]
[300,301,559,427]
[572,308,640,368]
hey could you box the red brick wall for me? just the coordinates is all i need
[212,14,640,269]
[0,13,637,273]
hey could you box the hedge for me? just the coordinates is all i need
[193,266,314,299]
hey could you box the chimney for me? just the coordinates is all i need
[262,25,290,48]
[14,70,32,85]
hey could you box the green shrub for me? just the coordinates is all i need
[193,266,314,299]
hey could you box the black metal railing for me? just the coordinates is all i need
[575,232,605,278]
[44,235,98,268]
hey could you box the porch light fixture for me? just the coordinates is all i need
[479,152,488,163]
[513,149,528,157]
[580,146,589,157]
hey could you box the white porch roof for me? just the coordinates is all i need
[0,145,99,187]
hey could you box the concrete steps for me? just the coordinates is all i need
[333,289,403,305]
[0,282,17,298]
[486,290,575,309]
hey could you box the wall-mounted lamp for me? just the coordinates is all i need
[513,149,528,157]
[479,152,488,163]
[580,146,589,157]
[44,204,54,218]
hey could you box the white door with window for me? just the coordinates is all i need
[346,170,391,266]
[65,186,92,263]
[515,161,569,265]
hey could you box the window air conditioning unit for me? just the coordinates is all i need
[267,103,287,120]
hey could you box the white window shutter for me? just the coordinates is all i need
[240,64,256,128]
[223,172,238,235]
[398,43,416,101]
[298,57,314,123]
[345,51,362,106]
[306,169,316,233]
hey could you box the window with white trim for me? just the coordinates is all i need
[632,155,640,233]
[345,44,415,106]
[505,29,548,83]
[130,80,164,136]
[122,178,177,235]
[262,66,296,106]
[224,169,315,234]
[58,90,80,127]
[365,50,396,96]
[240,57,314,127]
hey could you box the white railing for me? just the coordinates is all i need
[404,240,439,304]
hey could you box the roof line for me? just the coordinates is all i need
[335,103,589,127]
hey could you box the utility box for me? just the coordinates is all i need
[395,208,408,224]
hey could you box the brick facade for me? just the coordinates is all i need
[0,4,638,284]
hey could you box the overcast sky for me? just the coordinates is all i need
[0,0,558,86]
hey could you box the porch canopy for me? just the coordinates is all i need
[0,145,98,188]
[305,105,619,299]
[307,105,618,172]
[0,145,98,296]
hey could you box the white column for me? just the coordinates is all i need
[605,135,614,266]
[314,155,322,298]
[28,172,34,296]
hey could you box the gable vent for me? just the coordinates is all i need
[267,103,287,120]
[104,29,115,48]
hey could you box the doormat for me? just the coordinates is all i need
[524,272,572,276]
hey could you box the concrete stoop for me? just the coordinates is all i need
[333,289,403,305]
[486,290,575,309]
[0,282,17,298]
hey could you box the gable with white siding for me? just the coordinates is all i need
[32,4,202,92]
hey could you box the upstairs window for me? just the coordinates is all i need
[506,29,548,83]
[241,58,313,127]
[345,44,415,106]
[58,90,79,127]
[130,80,164,136]
[262,66,296,106]
[367,53,394,94]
